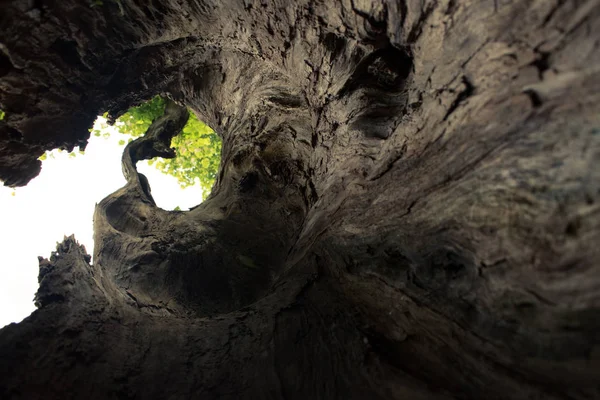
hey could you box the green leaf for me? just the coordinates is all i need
[94,96,221,198]
[237,255,258,269]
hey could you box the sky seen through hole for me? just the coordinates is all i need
[0,116,214,328]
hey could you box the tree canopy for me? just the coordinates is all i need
[84,97,221,198]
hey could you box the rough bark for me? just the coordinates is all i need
[1,0,599,399]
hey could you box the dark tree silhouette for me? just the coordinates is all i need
[1,0,599,399]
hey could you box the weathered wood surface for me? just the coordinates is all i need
[1,0,599,398]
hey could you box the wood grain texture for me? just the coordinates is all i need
[1,0,599,398]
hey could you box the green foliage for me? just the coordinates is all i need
[0,110,5,120]
[41,96,221,199]
[38,147,84,161]
[237,255,258,269]
[110,97,221,197]
[114,96,167,138]
[90,113,111,139]
[147,112,221,196]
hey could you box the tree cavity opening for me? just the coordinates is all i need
[38,96,222,210]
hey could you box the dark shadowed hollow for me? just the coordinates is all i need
[0,1,599,399]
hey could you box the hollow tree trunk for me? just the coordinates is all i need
[1,0,599,399]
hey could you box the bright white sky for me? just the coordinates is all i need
[0,118,205,328]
